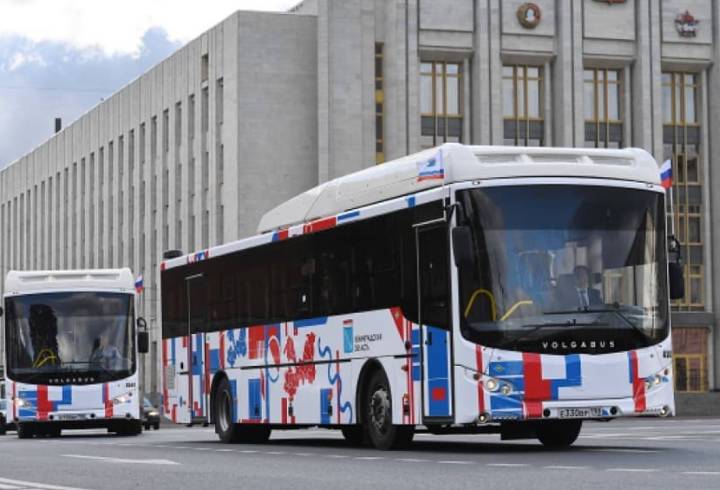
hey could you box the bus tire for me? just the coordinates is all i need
[213,377,242,443]
[340,426,365,446]
[536,420,582,448]
[17,423,34,439]
[237,425,271,444]
[364,370,414,450]
[116,420,142,436]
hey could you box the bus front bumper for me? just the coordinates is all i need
[477,385,675,424]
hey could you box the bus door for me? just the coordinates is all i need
[185,273,208,424]
[416,224,454,421]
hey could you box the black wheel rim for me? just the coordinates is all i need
[218,390,233,433]
[368,384,390,436]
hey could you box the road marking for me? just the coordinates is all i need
[291,452,313,457]
[486,463,529,468]
[239,450,258,454]
[266,451,286,455]
[543,465,589,470]
[354,456,383,460]
[395,458,428,463]
[585,448,659,454]
[437,460,472,465]
[0,477,91,490]
[682,472,720,476]
[606,468,659,473]
[215,449,234,452]
[62,454,179,466]
[326,454,349,459]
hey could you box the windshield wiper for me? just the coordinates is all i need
[577,306,650,339]
[499,320,596,350]
[543,305,649,339]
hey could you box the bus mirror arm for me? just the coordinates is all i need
[668,235,685,301]
[137,317,149,354]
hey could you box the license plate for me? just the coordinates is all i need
[558,407,604,419]
[57,414,86,421]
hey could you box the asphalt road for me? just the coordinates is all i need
[1,418,720,489]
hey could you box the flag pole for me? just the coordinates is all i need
[668,183,676,237]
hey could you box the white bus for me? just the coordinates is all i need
[1,268,149,438]
[160,144,682,449]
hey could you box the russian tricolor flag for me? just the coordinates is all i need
[135,275,144,294]
[660,159,673,189]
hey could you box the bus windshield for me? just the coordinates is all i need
[5,292,135,384]
[457,185,668,354]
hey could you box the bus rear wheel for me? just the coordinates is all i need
[536,420,582,448]
[364,370,414,450]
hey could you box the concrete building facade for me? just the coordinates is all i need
[2,0,720,410]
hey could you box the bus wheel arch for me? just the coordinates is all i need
[209,371,229,425]
[355,359,384,426]
[356,359,414,450]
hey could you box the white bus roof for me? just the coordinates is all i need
[258,143,661,233]
[4,268,135,296]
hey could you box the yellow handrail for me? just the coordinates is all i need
[464,288,497,320]
[499,300,534,321]
[33,349,58,368]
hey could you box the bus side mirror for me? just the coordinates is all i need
[0,306,3,317]
[668,236,685,300]
[669,262,684,300]
[452,226,475,268]
[137,317,149,354]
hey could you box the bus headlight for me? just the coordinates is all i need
[645,371,668,391]
[112,392,133,405]
[484,377,515,395]
[15,397,29,408]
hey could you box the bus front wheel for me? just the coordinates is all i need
[536,420,582,448]
[364,370,414,450]
[214,377,243,443]
[17,423,34,439]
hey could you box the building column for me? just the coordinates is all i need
[488,0,503,145]
[632,0,652,153]
[472,0,491,145]
[553,0,574,147]
[707,0,720,390]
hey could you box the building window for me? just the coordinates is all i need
[420,61,463,148]
[584,68,623,148]
[201,54,209,83]
[662,72,703,311]
[672,328,708,392]
[502,65,544,146]
[375,43,385,163]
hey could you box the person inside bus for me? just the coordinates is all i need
[556,265,603,310]
[28,304,60,368]
[90,328,124,370]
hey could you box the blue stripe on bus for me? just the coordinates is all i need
[488,361,524,377]
[320,388,333,424]
[248,379,262,420]
[294,317,328,328]
[338,211,360,222]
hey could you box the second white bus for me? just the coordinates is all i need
[2,269,149,438]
